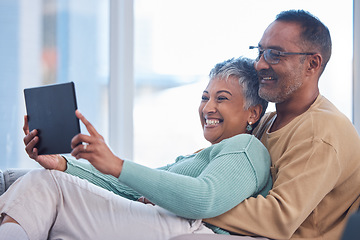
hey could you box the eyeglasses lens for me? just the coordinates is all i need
[251,46,280,65]
[266,49,281,64]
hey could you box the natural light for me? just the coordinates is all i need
[133,0,353,167]
[0,0,354,169]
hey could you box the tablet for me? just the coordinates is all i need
[24,82,80,155]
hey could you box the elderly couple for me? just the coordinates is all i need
[0,9,359,240]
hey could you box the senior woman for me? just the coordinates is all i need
[0,57,271,240]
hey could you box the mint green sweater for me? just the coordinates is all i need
[65,134,271,233]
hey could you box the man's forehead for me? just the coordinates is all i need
[258,21,302,51]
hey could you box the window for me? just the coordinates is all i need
[0,0,355,169]
[0,0,109,169]
[133,0,354,167]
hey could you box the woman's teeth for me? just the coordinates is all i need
[206,119,220,125]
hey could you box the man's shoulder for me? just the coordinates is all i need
[301,95,353,130]
[253,111,276,139]
[283,96,359,147]
[255,96,359,143]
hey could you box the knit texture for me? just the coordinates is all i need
[205,95,360,239]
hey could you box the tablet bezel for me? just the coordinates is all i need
[24,82,80,155]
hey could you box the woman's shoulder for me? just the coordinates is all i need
[220,134,265,148]
[209,134,268,157]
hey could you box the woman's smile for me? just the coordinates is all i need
[205,118,222,127]
[199,76,251,144]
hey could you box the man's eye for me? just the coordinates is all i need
[268,49,281,58]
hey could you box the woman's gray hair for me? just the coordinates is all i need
[209,57,268,121]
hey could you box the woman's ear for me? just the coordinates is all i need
[248,104,262,125]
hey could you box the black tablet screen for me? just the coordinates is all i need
[24,82,80,155]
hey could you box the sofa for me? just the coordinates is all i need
[1,169,358,240]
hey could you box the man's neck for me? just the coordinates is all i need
[270,91,319,132]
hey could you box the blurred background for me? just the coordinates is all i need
[0,0,357,169]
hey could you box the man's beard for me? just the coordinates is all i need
[259,78,302,103]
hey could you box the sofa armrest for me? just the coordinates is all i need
[0,168,32,195]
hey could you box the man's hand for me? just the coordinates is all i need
[23,115,67,171]
[137,196,155,205]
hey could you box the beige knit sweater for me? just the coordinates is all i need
[205,95,360,240]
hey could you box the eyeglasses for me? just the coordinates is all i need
[249,46,315,65]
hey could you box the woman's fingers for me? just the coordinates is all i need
[72,110,105,156]
[24,134,39,159]
[71,133,94,149]
[75,110,101,138]
[23,115,39,157]
[23,129,38,145]
[23,114,39,159]
[71,143,86,159]
[72,110,122,177]
[23,115,29,135]
[71,142,94,159]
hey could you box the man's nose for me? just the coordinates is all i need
[254,54,271,71]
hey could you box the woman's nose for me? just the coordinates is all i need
[202,100,217,114]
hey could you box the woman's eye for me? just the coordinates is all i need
[201,96,209,101]
[217,96,228,101]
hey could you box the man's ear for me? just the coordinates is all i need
[307,53,322,74]
[248,104,262,125]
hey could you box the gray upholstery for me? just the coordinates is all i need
[0,168,31,196]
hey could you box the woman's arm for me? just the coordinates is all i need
[64,157,179,200]
[118,135,272,219]
[64,157,141,200]
[69,112,271,219]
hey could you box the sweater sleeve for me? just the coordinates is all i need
[64,157,142,200]
[118,135,271,219]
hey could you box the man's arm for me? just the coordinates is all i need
[204,140,340,239]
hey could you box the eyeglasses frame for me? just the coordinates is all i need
[249,46,316,65]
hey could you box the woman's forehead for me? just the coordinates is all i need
[205,76,242,92]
